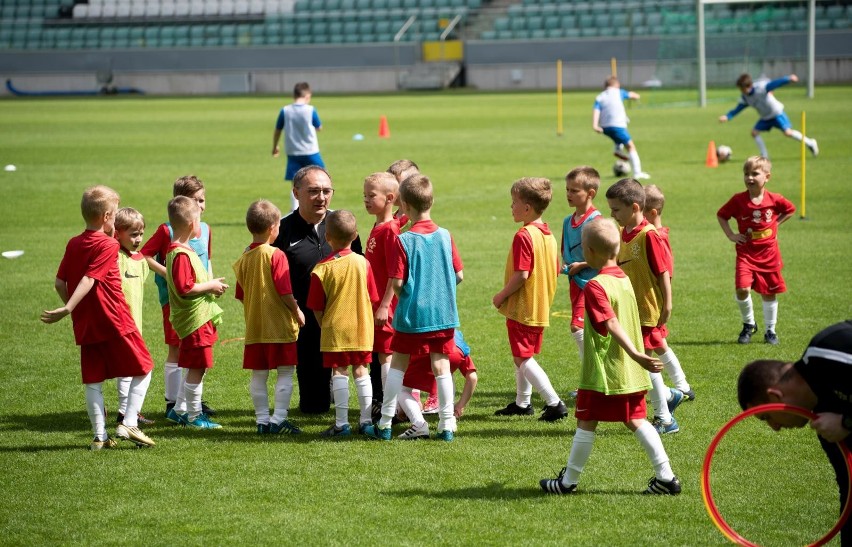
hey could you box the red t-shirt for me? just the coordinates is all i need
[56,230,137,345]
[169,243,217,346]
[306,249,380,311]
[388,220,463,281]
[512,222,551,272]
[621,219,669,276]
[235,242,293,300]
[584,265,628,336]
[365,220,400,314]
[717,190,795,271]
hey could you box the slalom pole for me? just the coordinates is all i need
[801,111,807,219]
[610,57,617,77]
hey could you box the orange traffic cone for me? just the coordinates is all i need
[706,140,719,168]
[378,115,390,138]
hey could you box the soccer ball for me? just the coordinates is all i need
[717,145,733,162]
[613,159,631,177]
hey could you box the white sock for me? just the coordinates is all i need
[332,375,350,428]
[124,372,151,428]
[289,190,298,213]
[634,421,674,481]
[354,375,373,425]
[164,361,181,403]
[648,372,671,423]
[436,373,456,432]
[515,365,532,408]
[805,136,816,148]
[379,368,404,429]
[571,329,584,361]
[789,129,803,142]
[629,149,643,174]
[85,382,107,440]
[564,428,595,485]
[381,360,390,387]
[399,388,426,427]
[659,349,690,392]
[185,381,203,421]
[250,370,271,425]
[520,358,559,407]
[736,293,755,325]
[117,377,131,416]
[272,366,294,424]
[173,368,188,413]
[754,134,769,158]
[762,299,778,333]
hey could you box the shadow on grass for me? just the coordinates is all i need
[386,482,639,500]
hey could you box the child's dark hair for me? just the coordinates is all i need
[294,82,311,99]
[736,73,753,89]
[400,174,433,213]
[173,175,205,198]
[387,159,420,182]
[511,177,552,214]
[246,200,281,235]
[566,166,600,192]
[605,75,619,88]
[737,360,789,410]
[605,178,645,209]
[326,209,357,244]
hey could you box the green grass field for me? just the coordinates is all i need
[1,86,850,545]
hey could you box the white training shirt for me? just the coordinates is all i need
[281,104,320,156]
[594,87,630,128]
[739,79,785,120]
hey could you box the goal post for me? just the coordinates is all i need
[697,0,816,107]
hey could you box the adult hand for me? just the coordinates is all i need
[811,413,850,443]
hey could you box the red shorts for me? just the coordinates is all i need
[735,261,786,295]
[178,345,213,369]
[323,351,372,369]
[243,342,298,370]
[569,281,586,329]
[391,329,455,356]
[506,319,544,359]
[373,326,394,355]
[575,389,647,422]
[641,325,668,351]
[80,330,154,384]
[404,348,475,392]
[161,304,180,347]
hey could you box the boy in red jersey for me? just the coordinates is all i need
[540,219,679,495]
[493,177,567,422]
[41,185,155,449]
[233,200,305,435]
[606,179,684,435]
[718,156,795,345]
[308,210,380,437]
[165,196,228,429]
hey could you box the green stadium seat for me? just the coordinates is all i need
[496,29,512,39]
[561,14,576,28]
[527,15,543,30]
[530,28,546,39]
[593,13,609,27]
[493,17,509,31]
[509,17,525,31]
[563,28,580,38]
[579,26,598,37]
[480,29,496,39]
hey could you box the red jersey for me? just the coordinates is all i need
[140,223,212,264]
[657,226,674,278]
[388,220,463,281]
[584,265,628,337]
[717,190,795,272]
[365,219,400,325]
[234,242,293,300]
[56,230,137,345]
[512,221,551,272]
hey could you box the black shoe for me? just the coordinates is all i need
[540,467,577,494]
[764,330,779,345]
[540,401,568,422]
[738,323,758,344]
[494,402,534,416]
[201,400,216,416]
[165,401,175,418]
[370,401,383,423]
[643,475,682,495]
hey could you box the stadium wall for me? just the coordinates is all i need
[1,31,850,96]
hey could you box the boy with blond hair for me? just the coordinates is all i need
[165,196,228,429]
[114,207,154,426]
[307,210,379,437]
[605,179,684,434]
[233,200,306,435]
[42,186,155,449]
[642,185,694,401]
[717,156,795,345]
[540,219,680,495]
[493,177,567,421]
[141,175,217,420]
[364,174,464,442]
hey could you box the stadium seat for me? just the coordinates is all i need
[144,27,160,47]
[480,29,496,39]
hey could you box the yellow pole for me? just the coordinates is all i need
[800,111,807,219]
[557,59,563,136]
[611,57,617,77]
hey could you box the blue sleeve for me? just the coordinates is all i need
[620,89,630,100]
[726,102,747,119]
[765,76,792,92]
[593,100,601,111]
[275,108,285,130]
[312,109,321,129]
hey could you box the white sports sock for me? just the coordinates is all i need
[381,360,390,387]
[123,372,151,428]
[564,428,595,485]
[789,129,803,141]
[520,358,559,407]
[332,375,350,428]
[85,382,106,440]
[398,388,426,427]
[571,329,585,361]
[515,365,532,408]
[272,366,295,424]
[629,149,643,174]
[173,368,188,413]
[117,377,131,416]
[634,421,674,482]
[354,375,373,425]
[379,368,404,429]
[436,373,456,432]
[754,134,769,158]
[163,361,181,403]
[250,370,271,425]
[762,299,778,333]
[184,381,203,421]
[735,293,755,325]
[659,349,690,392]
[648,372,671,422]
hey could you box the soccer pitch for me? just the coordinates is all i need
[1,87,850,545]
